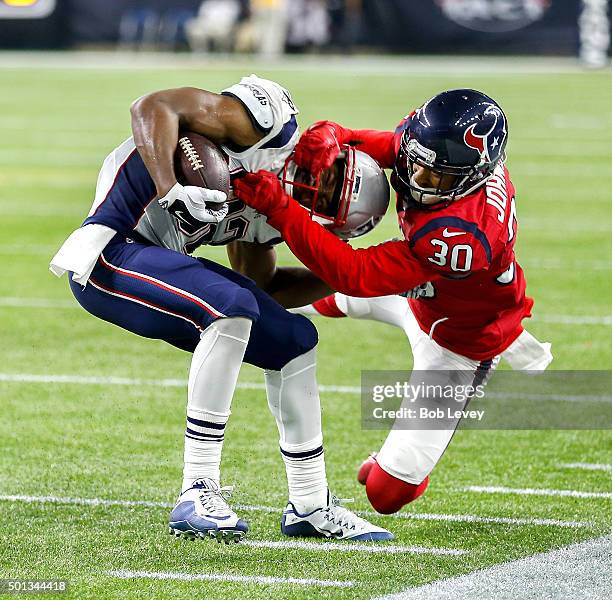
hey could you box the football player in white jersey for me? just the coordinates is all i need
[50,75,393,543]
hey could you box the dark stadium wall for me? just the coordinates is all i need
[68,0,201,45]
[0,0,607,56]
[0,0,69,48]
[362,0,582,55]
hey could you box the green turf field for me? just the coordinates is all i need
[0,55,610,599]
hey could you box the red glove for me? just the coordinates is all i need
[294,120,353,175]
[233,170,291,216]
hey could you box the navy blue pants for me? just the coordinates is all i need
[69,237,317,371]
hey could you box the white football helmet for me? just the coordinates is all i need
[282,145,390,239]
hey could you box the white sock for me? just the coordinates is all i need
[182,317,251,492]
[182,408,227,491]
[279,436,327,513]
[266,348,328,512]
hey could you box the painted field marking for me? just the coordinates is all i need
[375,535,612,600]
[242,539,466,556]
[0,51,595,75]
[2,372,612,404]
[533,314,612,326]
[464,486,612,499]
[3,372,612,404]
[558,463,612,472]
[0,494,593,529]
[3,296,612,327]
[0,245,58,256]
[6,246,612,271]
[0,297,77,309]
[0,372,355,396]
[108,569,355,589]
[521,258,612,272]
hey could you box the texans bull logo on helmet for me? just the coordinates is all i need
[463,105,507,163]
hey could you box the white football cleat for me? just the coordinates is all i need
[168,478,248,544]
[281,491,393,541]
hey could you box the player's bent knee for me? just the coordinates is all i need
[243,305,319,371]
[281,313,318,366]
[365,462,429,514]
[218,287,260,322]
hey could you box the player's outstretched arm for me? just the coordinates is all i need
[294,120,396,175]
[130,88,263,197]
[234,171,432,297]
[227,241,333,308]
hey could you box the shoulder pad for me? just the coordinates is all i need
[222,82,274,133]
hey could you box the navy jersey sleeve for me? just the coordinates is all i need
[84,148,157,235]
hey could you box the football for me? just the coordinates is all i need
[174,132,230,204]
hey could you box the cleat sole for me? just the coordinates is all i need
[168,526,246,544]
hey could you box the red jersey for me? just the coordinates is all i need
[397,164,532,360]
[262,123,533,361]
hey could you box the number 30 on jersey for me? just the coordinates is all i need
[427,239,473,272]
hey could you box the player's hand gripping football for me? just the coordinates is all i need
[233,171,291,215]
[159,182,229,224]
[294,120,348,176]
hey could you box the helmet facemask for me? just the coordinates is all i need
[282,145,357,231]
[282,145,389,239]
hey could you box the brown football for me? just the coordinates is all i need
[174,132,230,204]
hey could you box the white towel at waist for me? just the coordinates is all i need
[501,329,553,372]
[49,224,117,286]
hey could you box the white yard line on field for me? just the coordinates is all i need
[108,569,355,588]
[0,245,58,256]
[533,314,612,326]
[0,297,77,309]
[2,373,612,404]
[375,535,612,600]
[0,494,593,529]
[520,258,612,272]
[0,373,359,395]
[242,539,466,556]
[464,486,612,499]
[558,463,612,472]
[0,497,462,556]
[0,51,597,75]
[2,372,612,404]
[4,246,612,272]
[0,373,188,388]
[3,296,612,327]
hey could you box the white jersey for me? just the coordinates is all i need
[134,74,299,253]
[53,75,300,283]
[50,75,299,283]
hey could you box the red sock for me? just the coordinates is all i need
[312,295,346,318]
[365,462,429,514]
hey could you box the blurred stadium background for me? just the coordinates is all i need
[1,1,611,599]
[0,1,609,67]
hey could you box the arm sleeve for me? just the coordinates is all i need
[347,129,397,169]
[266,200,433,297]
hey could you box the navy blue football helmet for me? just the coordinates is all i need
[392,89,508,209]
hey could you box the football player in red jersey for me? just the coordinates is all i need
[234,89,552,514]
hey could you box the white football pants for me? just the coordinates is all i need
[293,293,552,484]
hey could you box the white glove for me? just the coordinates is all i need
[158,182,229,224]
